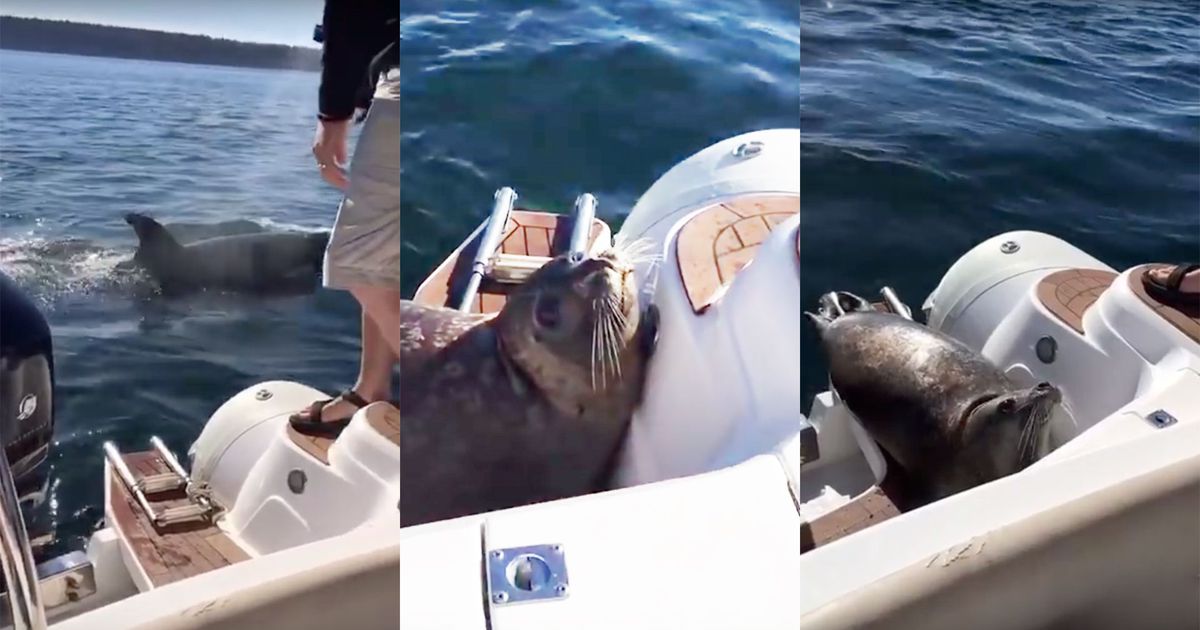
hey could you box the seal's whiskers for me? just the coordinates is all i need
[590,297,602,391]
[610,237,661,267]
[601,293,624,382]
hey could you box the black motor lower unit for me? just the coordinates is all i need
[0,271,55,547]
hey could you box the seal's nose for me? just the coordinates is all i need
[1032,381,1062,403]
[573,265,618,299]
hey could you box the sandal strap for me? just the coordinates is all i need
[1166,263,1199,291]
[301,398,333,423]
[339,389,370,409]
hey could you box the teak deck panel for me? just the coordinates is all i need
[675,194,799,313]
[367,404,401,446]
[108,451,248,588]
[1036,268,1117,334]
[1127,264,1200,343]
[288,425,334,465]
[800,486,901,554]
[413,209,608,313]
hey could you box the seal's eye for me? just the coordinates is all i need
[998,398,1015,414]
[533,294,562,330]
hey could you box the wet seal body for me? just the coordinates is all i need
[123,213,330,295]
[399,250,658,527]
[806,293,1061,505]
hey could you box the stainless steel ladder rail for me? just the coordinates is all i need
[879,286,913,321]
[0,443,47,630]
[567,193,597,263]
[458,187,517,312]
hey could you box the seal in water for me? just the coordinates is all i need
[806,293,1061,505]
[123,213,330,294]
[398,249,658,526]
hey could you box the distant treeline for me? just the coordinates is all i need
[0,16,321,71]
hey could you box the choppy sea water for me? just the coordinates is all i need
[799,0,1199,400]
[399,0,802,293]
[0,50,359,553]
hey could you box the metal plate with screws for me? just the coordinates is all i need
[487,543,569,606]
[1145,409,1177,429]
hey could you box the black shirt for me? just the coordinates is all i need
[318,1,400,121]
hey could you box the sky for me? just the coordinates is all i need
[1,0,325,47]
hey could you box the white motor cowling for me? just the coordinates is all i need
[188,380,327,508]
[922,231,1113,351]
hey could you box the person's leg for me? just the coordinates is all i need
[350,284,403,357]
[291,70,401,428]
[303,311,397,421]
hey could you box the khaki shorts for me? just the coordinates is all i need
[323,68,400,290]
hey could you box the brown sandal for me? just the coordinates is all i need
[288,390,370,437]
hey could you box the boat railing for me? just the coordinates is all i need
[458,187,518,311]
[568,193,597,263]
[0,444,47,630]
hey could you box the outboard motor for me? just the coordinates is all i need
[0,271,55,528]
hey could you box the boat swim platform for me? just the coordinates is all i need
[414,208,610,313]
[106,451,249,589]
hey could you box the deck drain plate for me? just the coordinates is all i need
[486,543,569,606]
[1145,409,1177,429]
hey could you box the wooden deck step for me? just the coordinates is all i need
[1036,268,1118,334]
[675,194,798,314]
[288,425,334,465]
[413,209,610,313]
[107,451,248,589]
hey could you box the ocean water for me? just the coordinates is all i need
[398,0,802,293]
[799,0,1199,400]
[0,50,359,553]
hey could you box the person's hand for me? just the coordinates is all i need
[313,118,350,190]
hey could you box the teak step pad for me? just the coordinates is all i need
[413,210,609,314]
[288,425,334,465]
[799,486,901,554]
[367,404,400,447]
[1128,264,1200,344]
[676,194,798,313]
[108,451,248,588]
[1036,268,1117,334]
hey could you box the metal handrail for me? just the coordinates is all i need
[0,444,47,630]
[458,187,517,312]
[104,441,159,524]
[568,193,597,263]
[880,286,913,321]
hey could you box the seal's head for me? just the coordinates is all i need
[952,381,1063,491]
[497,249,642,403]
